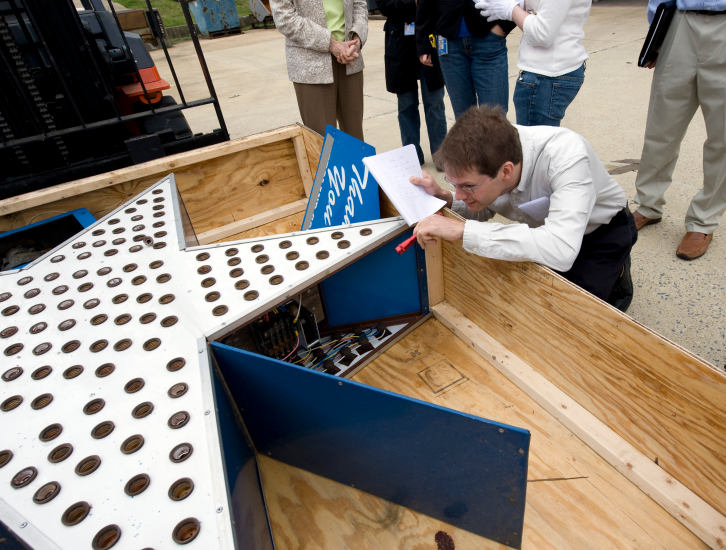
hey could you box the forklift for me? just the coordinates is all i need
[0,0,229,200]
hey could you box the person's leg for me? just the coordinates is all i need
[513,71,536,126]
[419,67,447,156]
[469,31,508,112]
[293,80,337,137]
[633,11,699,221]
[555,209,636,309]
[513,65,585,127]
[335,61,365,141]
[438,37,476,119]
[683,14,726,235]
[397,86,424,164]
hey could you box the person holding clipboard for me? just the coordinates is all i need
[409,106,638,311]
[632,0,726,261]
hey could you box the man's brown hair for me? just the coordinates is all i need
[433,105,522,178]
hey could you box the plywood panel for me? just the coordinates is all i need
[0,140,306,235]
[432,302,725,548]
[440,237,726,518]
[211,211,304,243]
[300,125,324,179]
[353,319,708,550]
[259,320,706,549]
[0,125,302,219]
[175,139,305,234]
[0,127,308,234]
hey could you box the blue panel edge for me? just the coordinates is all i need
[208,353,276,550]
[211,341,530,549]
[0,208,95,240]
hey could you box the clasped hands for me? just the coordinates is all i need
[472,0,524,22]
[330,37,360,66]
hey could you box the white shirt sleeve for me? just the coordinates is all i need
[461,154,596,272]
[522,0,575,49]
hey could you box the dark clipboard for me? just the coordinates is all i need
[638,0,677,67]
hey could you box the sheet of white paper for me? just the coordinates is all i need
[518,196,550,221]
[363,144,446,225]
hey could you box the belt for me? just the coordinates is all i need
[682,9,726,15]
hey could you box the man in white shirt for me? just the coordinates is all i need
[411,106,637,311]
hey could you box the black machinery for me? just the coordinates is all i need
[0,0,229,200]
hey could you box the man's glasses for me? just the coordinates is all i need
[444,175,487,194]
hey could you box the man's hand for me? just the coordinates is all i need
[474,0,522,21]
[414,215,465,249]
[409,170,453,207]
[419,54,433,67]
[646,59,657,69]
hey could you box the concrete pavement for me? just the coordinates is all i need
[152,0,725,368]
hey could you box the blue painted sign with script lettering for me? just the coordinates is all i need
[302,126,380,230]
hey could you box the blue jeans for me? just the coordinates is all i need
[397,68,447,164]
[438,32,509,119]
[513,64,586,127]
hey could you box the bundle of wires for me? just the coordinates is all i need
[291,327,381,371]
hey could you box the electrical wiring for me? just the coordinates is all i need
[293,293,303,323]
[281,334,300,362]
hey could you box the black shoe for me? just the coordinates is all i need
[607,254,634,312]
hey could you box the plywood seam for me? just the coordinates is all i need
[196,199,309,245]
[292,135,314,197]
[431,302,726,550]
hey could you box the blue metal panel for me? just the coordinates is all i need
[322,228,423,327]
[211,342,530,549]
[210,357,275,550]
[189,0,241,36]
[302,125,380,231]
[0,208,95,240]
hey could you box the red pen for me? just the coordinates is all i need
[396,212,443,255]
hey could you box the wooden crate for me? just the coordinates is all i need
[3,125,723,550]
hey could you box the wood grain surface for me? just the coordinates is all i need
[172,139,305,234]
[0,127,309,234]
[293,135,315,197]
[0,125,302,219]
[441,238,726,518]
[197,199,308,245]
[210,211,305,243]
[433,302,725,549]
[259,319,707,550]
[301,126,324,179]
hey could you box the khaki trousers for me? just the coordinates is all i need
[634,11,726,234]
[293,55,364,141]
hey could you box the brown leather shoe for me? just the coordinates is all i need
[676,232,713,260]
[633,210,662,230]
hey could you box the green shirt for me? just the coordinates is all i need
[322,0,345,41]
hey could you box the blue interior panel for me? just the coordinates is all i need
[210,359,275,550]
[321,229,423,327]
[212,342,530,549]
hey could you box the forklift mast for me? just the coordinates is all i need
[0,0,229,200]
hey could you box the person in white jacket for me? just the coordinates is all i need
[473,0,591,126]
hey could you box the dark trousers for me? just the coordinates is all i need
[396,67,448,164]
[556,208,638,301]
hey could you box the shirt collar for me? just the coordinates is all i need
[513,125,535,193]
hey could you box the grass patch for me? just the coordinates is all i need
[115,0,250,28]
